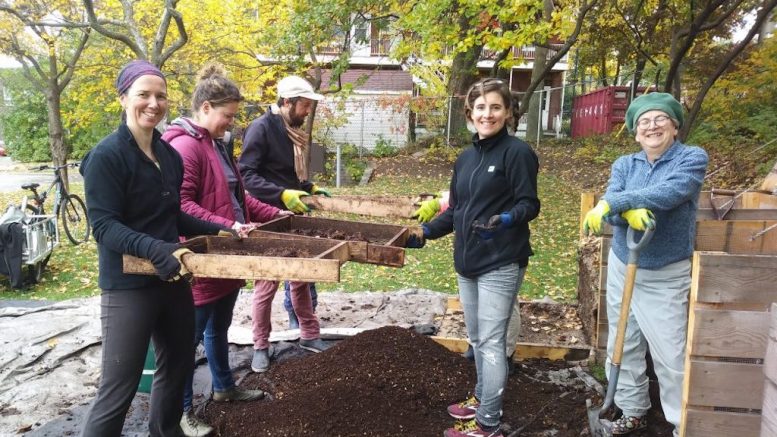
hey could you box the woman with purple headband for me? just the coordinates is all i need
[79,60,232,437]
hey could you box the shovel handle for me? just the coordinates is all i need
[612,227,654,365]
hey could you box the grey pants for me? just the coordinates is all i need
[605,250,690,436]
[81,281,194,437]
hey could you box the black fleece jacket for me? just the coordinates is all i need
[424,127,540,278]
[81,123,222,290]
[238,109,314,209]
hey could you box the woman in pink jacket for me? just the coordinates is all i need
[162,63,291,437]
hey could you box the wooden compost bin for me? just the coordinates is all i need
[578,190,777,354]
[123,235,349,282]
[432,297,591,362]
[305,195,424,219]
[251,215,410,267]
[762,303,777,435]
[680,251,777,437]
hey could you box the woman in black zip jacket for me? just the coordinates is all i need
[409,78,540,437]
[79,60,227,437]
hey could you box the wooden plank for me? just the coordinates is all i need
[689,309,770,359]
[447,297,462,311]
[762,379,777,436]
[430,336,591,361]
[696,208,777,221]
[597,322,608,349]
[686,359,764,409]
[693,252,777,306]
[765,304,777,385]
[124,253,343,282]
[256,215,408,245]
[123,236,349,282]
[305,195,419,218]
[694,221,777,254]
[601,237,611,264]
[683,408,761,437]
[580,192,596,237]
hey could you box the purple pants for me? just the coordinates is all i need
[252,280,319,350]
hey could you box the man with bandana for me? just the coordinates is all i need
[239,76,332,373]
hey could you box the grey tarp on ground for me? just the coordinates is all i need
[0,289,448,435]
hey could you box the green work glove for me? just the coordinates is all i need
[412,198,441,223]
[583,200,610,236]
[311,184,331,197]
[621,208,656,231]
[281,189,310,214]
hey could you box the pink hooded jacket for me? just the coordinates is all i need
[163,117,281,305]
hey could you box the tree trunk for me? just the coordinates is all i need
[446,11,483,146]
[524,0,554,142]
[45,90,69,190]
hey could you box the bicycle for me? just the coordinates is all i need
[21,162,90,245]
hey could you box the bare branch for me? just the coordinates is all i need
[154,0,187,67]
[58,29,91,92]
[517,0,598,119]
[82,0,145,58]
[681,0,777,140]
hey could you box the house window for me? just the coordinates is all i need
[370,19,391,56]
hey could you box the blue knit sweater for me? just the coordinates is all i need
[603,141,708,269]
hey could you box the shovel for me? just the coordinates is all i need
[587,225,654,437]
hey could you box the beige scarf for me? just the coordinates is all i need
[272,104,309,181]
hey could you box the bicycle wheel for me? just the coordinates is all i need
[61,194,90,245]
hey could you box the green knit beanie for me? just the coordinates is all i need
[625,92,684,133]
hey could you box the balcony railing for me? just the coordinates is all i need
[370,37,392,56]
[481,44,568,62]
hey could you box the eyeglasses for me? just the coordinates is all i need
[637,115,672,129]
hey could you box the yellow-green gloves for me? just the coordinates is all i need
[281,189,310,214]
[583,200,610,235]
[311,184,331,197]
[621,208,656,231]
[413,198,441,223]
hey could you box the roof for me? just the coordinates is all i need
[318,68,413,93]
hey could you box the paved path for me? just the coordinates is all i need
[0,157,82,193]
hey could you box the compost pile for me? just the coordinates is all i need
[202,326,652,436]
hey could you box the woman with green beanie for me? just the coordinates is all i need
[582,92,708,435]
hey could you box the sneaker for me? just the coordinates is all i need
[251,347,271,373]
[213,386,266,402]
[299,338,332,353]
[612,415,647,435]
[179,411,213,437]
[447,395,479,420]
[444,419,503,437]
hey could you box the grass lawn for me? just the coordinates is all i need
[0,171,581,302]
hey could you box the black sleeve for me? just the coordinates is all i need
[81,146,159,260]
[238,120,285,202]
[177,211,224,237]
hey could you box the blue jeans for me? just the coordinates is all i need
[183,289,240,412]
[283,281,318,313]
[458,263,525,428]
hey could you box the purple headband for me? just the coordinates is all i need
[116,60,166,95]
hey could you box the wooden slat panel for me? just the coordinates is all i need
[305,195,420,218]
[696,209,777,221]
[762,379,777,436]
[683,408,761,437]
[686,360,764,409]
[694,221,777,254]
[694,252,777,306]
[430,337,590,361]
[765,304,777,385]
[601,237,611,264]
[597,323,608,349]
[580,192,596,237]
[689,309,770,358]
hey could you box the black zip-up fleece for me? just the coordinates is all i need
[424,127,540,278]
[81,123,222,290]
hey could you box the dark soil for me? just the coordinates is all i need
[201,326,672,436]
[232,248,311,257]
[289,228,370,242]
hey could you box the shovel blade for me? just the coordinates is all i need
[586,399,614,437]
